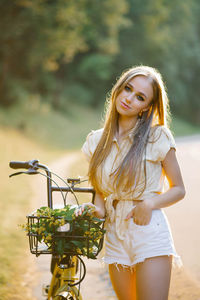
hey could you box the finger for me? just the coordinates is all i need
[125,212,132,220]
[75,206,83,216]
[132,208,135,217]
[79,204,91,216]
[85,203,96,213]
[80,206,85,215]
[134,218,140,225]
[125,206,136,220]
[76,209,80,217]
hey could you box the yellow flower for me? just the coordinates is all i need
[76,249,82,254]
[38,227,45,234]
[60,219,65,226]
[45,235,52,241]
[54,220,60,226]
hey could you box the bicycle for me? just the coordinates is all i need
[9,159,105,300]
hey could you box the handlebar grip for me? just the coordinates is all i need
[9,161,31,169]
[9,159,39,169]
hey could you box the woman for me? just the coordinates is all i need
[78,65,185,300]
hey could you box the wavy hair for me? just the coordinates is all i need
[88,65,171,196]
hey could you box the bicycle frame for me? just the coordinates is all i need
[47,256,82,299]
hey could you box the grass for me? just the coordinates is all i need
[171,117,200,137]
[0,128,64,299]
[0,100,103,150]
[1,100,199,153]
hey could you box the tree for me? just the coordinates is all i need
[0,0,129,107]
[111,0,200,124]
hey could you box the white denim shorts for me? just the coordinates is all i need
[103,208,182,270]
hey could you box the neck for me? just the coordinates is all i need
[118,116,138,137]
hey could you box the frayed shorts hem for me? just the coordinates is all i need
[102,252,183,272]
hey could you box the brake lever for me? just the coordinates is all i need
[28,159,39,170]
[9,169,39,178]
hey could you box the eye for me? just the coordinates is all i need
[137,95,145,101]
[124,85,132,92]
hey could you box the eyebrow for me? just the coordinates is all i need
[127,82,147,99]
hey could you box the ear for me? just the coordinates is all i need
[142,106,150,112]
[143,102,153,112]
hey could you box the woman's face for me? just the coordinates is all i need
[115,75,154,119]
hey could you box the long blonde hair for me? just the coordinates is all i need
[88,65,171,195]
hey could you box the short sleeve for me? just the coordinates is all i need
[81,128,103,162]
[147,126,176,162]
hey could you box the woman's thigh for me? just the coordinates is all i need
[109,264,137,300]
[135,255,172,300]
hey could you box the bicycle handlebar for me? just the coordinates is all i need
[9,159,39,170]
[9,159,96,208]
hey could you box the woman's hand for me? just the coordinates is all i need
[75,193,106,218]
[74,202,96,217]
[74,202,104,219]
[125,200,153,225]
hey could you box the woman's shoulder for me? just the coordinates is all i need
[149,125,175,142]
[147,125,176,162]
[86,128,104,142]
[81,128,104,161]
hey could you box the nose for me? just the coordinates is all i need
[125,93,134,103]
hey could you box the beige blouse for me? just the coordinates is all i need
[81,125,176,240]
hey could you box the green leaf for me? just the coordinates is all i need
[57,239,64,255]
[71,240,84,248]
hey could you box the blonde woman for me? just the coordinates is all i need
[78,66,185,300]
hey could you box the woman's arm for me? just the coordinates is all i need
[94,192,106,218]
[147,148,186,210]
[126,148,185,224]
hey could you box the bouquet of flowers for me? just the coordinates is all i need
[20,205,105,258]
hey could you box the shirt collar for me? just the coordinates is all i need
[113,130,134,144]
[113,120,139,144]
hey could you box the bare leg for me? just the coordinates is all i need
[135,255,172,300]
[109,263,137,300]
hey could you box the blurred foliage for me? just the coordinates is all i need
[0,0,129,104]
[0,0,200,124]
[112,0,200,124]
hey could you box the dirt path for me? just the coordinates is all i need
[166,134,200,282]
[30,136,200,300]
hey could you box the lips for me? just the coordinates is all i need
[120,101,131,109]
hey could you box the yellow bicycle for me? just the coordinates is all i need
[9,159,105,300]
[45,255,84,299]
